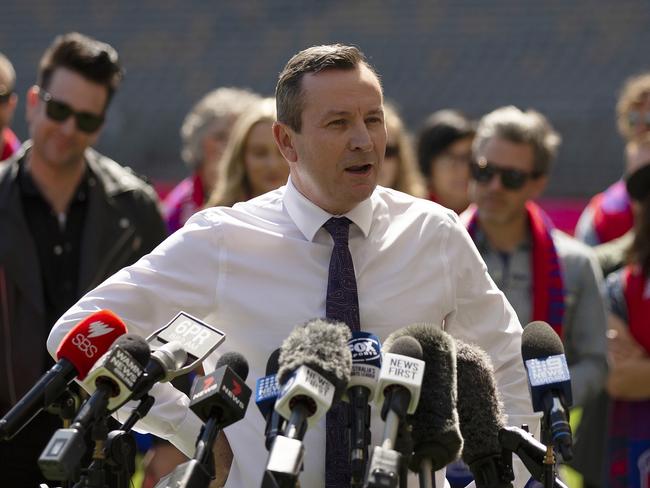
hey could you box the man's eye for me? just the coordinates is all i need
[328,119,347,127]
[366,117,383,124]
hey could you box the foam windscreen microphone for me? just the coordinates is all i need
[455,339,514,488]
[264,319,351,486]
[275,319,352,428]
[0,309,127,440]
[521,321,573,461]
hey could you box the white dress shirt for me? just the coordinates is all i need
[48,177,538,488]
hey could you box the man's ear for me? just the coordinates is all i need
[25,86,39,123]
[273,121,298,163]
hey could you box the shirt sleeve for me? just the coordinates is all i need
[441,214,540,488]
[46,211,223,456]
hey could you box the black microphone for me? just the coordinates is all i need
[38,334,150,481]
[344,331,382,486]
[521,321,573,461]
[255,349,284,450]
[264,319,352,488]
[386,324,463,486]
[455,339,514,488]
[155,351,252,488]
[0,310,127,440]
[365,336,424,488]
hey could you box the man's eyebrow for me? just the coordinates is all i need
[321,108,385,119]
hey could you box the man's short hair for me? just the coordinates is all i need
[616,72,650,141]
[473,106,561,175]
[180,87,261,168]
[0,52,16,97]
[275,44,379,132]
[38,32,123,105]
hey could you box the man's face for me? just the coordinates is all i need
[274,64,386,215]
[470,137,547,226]
[0,91,17,131]
[26,67,107,170]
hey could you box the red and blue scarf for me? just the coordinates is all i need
[589,180,634,244]
[608,266,650,488]
[465,201,565,336]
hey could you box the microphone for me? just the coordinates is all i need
[455,339,513,488]
[155,351,251,488]
[255,349,284,450]
[38,334,151,481]
[264,319,352,488]
[386,324,463,485]
[365,335,425,488]
[0,309,127,440]
[521,321,573,461]
[344,331,382,485]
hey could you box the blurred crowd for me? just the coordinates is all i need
[0,32,649,488]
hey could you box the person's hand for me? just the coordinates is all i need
[607,314,645,368]
[141,441,189,488]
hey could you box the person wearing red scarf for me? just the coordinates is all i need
[451,106,608,486]
[0,52,19,163]
[603,159,650,488]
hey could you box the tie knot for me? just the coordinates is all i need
[323,217,352,246]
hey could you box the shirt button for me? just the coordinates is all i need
[119,218,130,229]
[53,245,63,256]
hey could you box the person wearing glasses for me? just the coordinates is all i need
[460,106,608,476]
[0,32,166,486]
[417,109,475,214]
[575,72,650,247]
[0,52,20,162]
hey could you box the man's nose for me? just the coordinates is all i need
[349,120,373,152]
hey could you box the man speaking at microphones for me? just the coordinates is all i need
[49,44,537,487]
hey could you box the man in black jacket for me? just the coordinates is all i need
[0,32,166,485]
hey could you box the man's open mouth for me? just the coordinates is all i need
[345,164,373,174]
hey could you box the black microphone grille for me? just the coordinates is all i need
[386,335,423,360]
[277,318,352,401]
[265,349,281,376]
[217,351,250,381]
[113,334,151,367]
[521,321,564,361]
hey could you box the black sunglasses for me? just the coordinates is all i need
[471,158,542,190]
[38,89,104,133]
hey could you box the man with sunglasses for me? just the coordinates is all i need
[459,105,608,478]
[0,32,166,486]
[575,72,650,247]
[0,52,20,162]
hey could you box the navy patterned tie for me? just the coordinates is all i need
[323,217,360,487]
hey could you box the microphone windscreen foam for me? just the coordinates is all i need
[521,321,564,361]
[217,351,250,381]
[386,324,463,470]
[113,334,151,368]
[455,339,506,465]
[384,334,423,359]
[278,318,352,402]
[56,309,128,379]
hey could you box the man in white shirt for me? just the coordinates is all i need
[48,44,537,488]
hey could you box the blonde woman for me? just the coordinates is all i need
[379,101,427,198]
[207,98,288,207]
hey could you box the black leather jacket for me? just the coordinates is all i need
[0,143,167,414]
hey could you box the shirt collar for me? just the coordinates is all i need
[283,175,374,242]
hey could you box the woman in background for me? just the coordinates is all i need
[379,102,427,198]
[604,143,650,487]
[417,109,475,214]
[207,98,288,208]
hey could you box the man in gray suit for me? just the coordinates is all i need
[449,106,608,483]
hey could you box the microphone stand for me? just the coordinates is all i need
[46,387,81,488]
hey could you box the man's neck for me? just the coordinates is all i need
[26,150,86,215]
[479,210,529,253]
